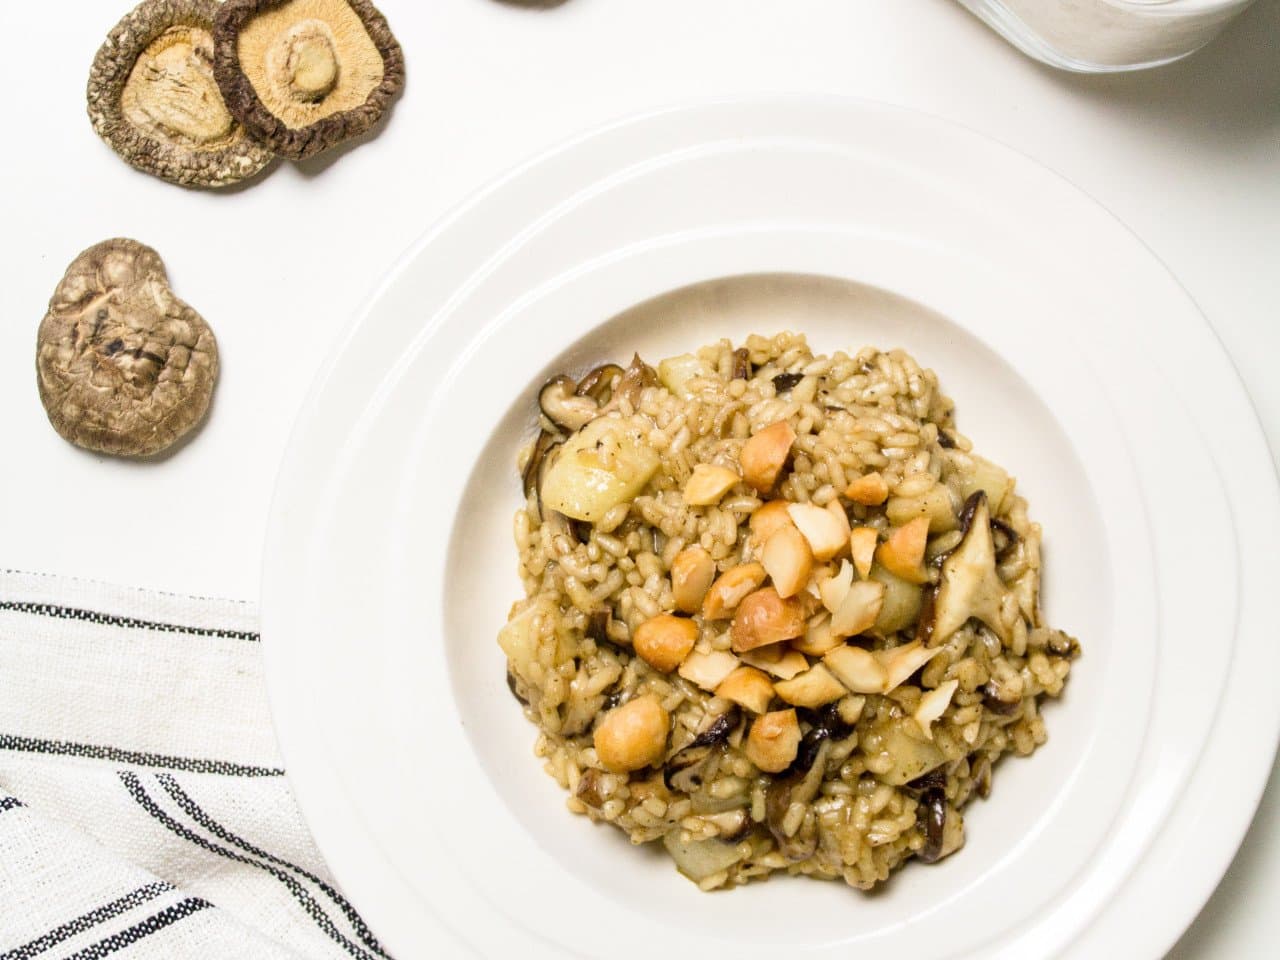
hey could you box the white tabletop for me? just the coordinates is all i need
[2,0,1276,955]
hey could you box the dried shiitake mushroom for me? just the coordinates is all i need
[36,239,219,458]
[87,0,274,188]
[213,0,405,160]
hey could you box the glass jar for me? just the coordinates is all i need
[954,0,1256,72]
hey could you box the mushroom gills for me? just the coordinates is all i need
[212,0,406,160]
[87,0,273,188]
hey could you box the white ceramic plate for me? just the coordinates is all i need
[261,98,1280,959]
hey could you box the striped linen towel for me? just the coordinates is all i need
[0,570,389,960]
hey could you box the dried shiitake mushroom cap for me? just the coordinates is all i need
[213,0,405,160]
[86,0,274,188]
[36,239,219,458]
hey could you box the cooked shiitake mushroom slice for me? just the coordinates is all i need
[538,375,602,432]
[574,363,624,404]
[87,0,273,187]
[764,737,832,862]
[213,0,405,160]
[520,430,559,502]
[917,788,965,863]
[36,238,218,457]
[771,372,804,393]
[663,707,742,792]
[920,491,1010,647]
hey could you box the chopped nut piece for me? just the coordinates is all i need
[715,666,775,714]
[678,649,741,692]
[739,421,796,492]
[683,463,741,506]
[787,502,848,562]
[730,587,806,652]
[749,499,796,547]
[671,547,716,614]
[593,695,670,773]
[739,645,809,680]
[830,579,885,638]
[818,560,854,613]
[850,526,878,580]
[823,645,889,693]
[761,525,813,599]
[702,562,767,620]
[913,679,959,739]
[876,517,930,584]
[746,709,802,773]
[845,471,889,506]
[774,664,846,708]
[791,612,842,657]
[633,614,698,673]
[876,640,942,692]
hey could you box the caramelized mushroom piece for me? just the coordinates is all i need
[764,738,832,862]
[520,430,559,499]
[917,788,965,863]
[505,669,529,706]
[606,353,659,409]
[574,363,625,404]
[662,707,742,792]
[771,372,804,393]
[538,376,601,431]
[921,491,1010,647]
[981,682,1023,716]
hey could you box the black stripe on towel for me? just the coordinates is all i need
[0,796,23,812]
[59,898,211,960]
[119,772,380,960]
[0,600,259,642]
[0,736,283,778]
[0,882,174,960]
[158,774,390,958]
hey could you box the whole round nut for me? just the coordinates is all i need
[593,695,670,773]
[633,614,698,673]
[36,238,218,458]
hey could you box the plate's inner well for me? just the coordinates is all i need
[443,273,1109,943]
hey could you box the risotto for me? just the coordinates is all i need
[499,333,1079,891]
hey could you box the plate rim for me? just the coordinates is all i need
[261,93,1280,960]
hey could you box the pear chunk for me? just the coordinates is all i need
[539,415,659,521]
